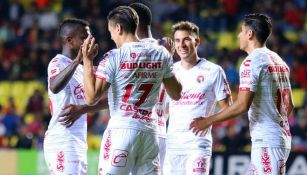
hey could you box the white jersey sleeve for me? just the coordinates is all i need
[213,66,231,101]
[47,56,71,81]
[96,50,116,82]
[239,56,262,92]
[162,50,174,79]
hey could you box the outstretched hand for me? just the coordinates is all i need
[58,104,84,127]
[189,117,211,136]
[82,35,99,62]
[158,37,175,55]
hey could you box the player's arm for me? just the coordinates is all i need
[59,94,108,127]
[217,95,233,112]
[82,35,110,105]
[49,49,82,94]
[287,90,295,117]
[190,91,254,135]
[163,76,182,101]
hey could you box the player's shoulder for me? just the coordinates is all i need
[102,49,119,59]
[199,58,223,72]
[48,54,71,67]
[249,47,272,62]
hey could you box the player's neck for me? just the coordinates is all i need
[137,26,152,39]
[181,55,200,70]
[62,47,76,60]
[246,41,264,55]
[117,34,139,48]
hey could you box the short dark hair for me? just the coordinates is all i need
[172,21,199,38]
[244,13,272,45]
[59,18,89,39]
[107,6,139,34]
[129,3,152,26]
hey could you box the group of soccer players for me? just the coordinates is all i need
[44,2,294,175]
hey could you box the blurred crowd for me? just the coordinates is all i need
[0,0,306,152]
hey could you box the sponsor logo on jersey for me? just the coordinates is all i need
[119,104,154,123]
[240,69,251,78]
[74,84,85,99]
[192,157,207,173]
[56,151,64,172]
[112,149,128,167]
[181,92,206,100]
[267,65,289,73]
[132,71,158,78]
[243,59,251,67]
[261,148,272,174]
[196,75,205,83]
[120,61,162,70]
[104,130,112,160]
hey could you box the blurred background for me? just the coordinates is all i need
[0,0,306,174]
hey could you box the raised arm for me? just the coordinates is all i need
[82,35,110,105]
[49,49,82,94]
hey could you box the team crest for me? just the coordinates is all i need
[197,75,205,83]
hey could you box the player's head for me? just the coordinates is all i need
[172,21,200,60]
[129,3,152,27]
[238,13,272,50]
[107,6,139,47]
[59,18,89,50]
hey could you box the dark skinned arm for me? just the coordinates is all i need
[58,93,109,127]
[49,49,82,94]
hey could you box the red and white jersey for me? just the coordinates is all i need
[239,47,292,149]
[95,41,174,133]
[167,59,231,154]
[45,54,87,153]
[140,37,169,138]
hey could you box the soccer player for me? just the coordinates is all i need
[129,2,173,173]
[82,6,182,175]
[190,14,294,175]
[44,18,106,175]
[164,21,232,175]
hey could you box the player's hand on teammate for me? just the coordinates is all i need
[58,104,83,127]
[158,37,175,56]
[82,35,99,61]
[189,117,211,136]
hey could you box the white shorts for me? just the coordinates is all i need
[164,151,211,175]
[44,149,87,175]
[248,147,290,175]
[98,128,160,175]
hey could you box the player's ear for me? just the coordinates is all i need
[116,24,123,35]
[248,30,254,40]
[66,36,73,48]
[195,37,200,47]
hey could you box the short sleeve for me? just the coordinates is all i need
[95,51,116,83]
[47,57,69,81]
[213,67,231,101]
[239,57,262,92]
[163,51,174,79]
